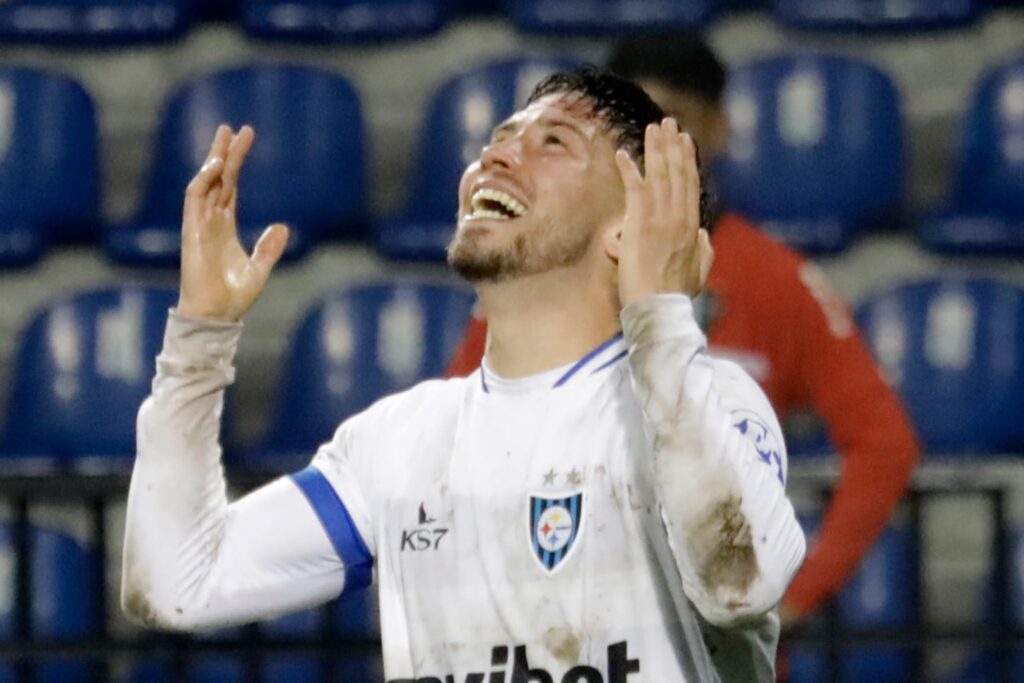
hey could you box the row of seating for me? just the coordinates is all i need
[0,275,1020,468]
[1,508,1018,681]
[2,52,1023,268]
[0,0,1006,45]
[0,517,383,680]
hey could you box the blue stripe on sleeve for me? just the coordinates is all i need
[290,466,373,592]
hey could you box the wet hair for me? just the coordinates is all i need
[527,66,715,232]
[608,32,727,106]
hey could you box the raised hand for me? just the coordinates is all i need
[614,117,714,308]
[177,125,289,322]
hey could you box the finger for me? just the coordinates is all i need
[682,133,702,239]
[615,149,644,196]
[645,122,669,213]
[251,223,290,282]
[697,228,714,293]
[184,156,224,216]
[665,121,690,229]
[204,124,232,166]
[217,125,255,210]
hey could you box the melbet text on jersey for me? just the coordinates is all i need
[388,641,639,683]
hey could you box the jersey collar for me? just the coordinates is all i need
[479,332,628,394]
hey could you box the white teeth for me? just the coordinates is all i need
[470,188,527,219]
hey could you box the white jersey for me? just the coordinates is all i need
[121,295,805,683]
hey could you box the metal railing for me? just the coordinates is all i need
[0,460,1020,682]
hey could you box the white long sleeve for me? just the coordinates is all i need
[621,294,806,627]
[121,311,352,631]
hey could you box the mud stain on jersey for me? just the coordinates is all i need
[121,570,165,628]
[693,495,758,604]
[544,626,581,666]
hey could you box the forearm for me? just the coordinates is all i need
[122,312,344,630]
[622,294,805,626]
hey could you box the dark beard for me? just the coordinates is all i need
[447,233,531,283]
[447,220,595,284]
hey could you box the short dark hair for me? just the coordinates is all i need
[608,32,726,106]
[528,66,665,165]
[527,66,715,233]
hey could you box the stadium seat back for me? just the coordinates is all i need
[0,0,194,44]
[118,65,365,264]
[954,57,1024,218]
[774,0,982,30]
[0,519,98,682]
[717,54,902,252]
[510,0,719,34]
[0,68,99,262]
[242,0,450,41]
[378,56,575,259]
[0,287,178,463]
[261,282,474,455]
[856,278,1024,453]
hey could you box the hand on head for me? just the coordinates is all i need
[177,124,289,322]
[613,117,714,307]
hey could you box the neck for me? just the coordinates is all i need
[475,262,620,379]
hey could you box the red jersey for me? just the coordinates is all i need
[444,213,920,616]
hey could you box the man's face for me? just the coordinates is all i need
[447,93,625,283]
[636,79,728,163]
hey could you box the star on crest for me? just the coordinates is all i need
[542,468,557,486]
[566,467,583,486]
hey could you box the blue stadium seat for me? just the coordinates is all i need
[376,56,576,261]
[334,586,384,680]
[0,287,178,470]
[919,56,1024,255]
[261,609,324,681]
[789,513,915,683]
[0,519,98,683]
[509,0,719,34]
[0,67,99,266]
[106,65,366,266]
[716,54,903,253]
[239,282,473,470]
[241,0,450,41]
[836,522,915,682]
[856,278,1024,454]
[774,0,981,31]
[0,0,195,44]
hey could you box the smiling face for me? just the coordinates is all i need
[446,92,627,283]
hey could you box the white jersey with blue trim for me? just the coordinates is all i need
[122,294,805,683]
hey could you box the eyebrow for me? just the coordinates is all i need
[489,115,590,143]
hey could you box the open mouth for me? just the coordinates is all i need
[469,188,527,221]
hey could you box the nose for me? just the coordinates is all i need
[479,135,521,171]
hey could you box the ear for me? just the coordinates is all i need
[600,213,624,263]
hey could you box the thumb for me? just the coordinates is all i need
[251,223,289,280]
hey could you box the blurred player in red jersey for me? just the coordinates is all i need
[446,33,920,631]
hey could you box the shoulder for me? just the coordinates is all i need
[350,375,469,432]
[711,358,788,479]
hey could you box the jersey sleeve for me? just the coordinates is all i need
[621,294,806,628]
[782,262,920,616]
[122,311,368,632]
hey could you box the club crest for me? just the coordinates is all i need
[529,492,583,573]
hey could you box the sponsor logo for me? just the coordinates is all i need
[401,502,449,552]
[388,641,639,683]
[733,410,784,484]
[529,492,583,573]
